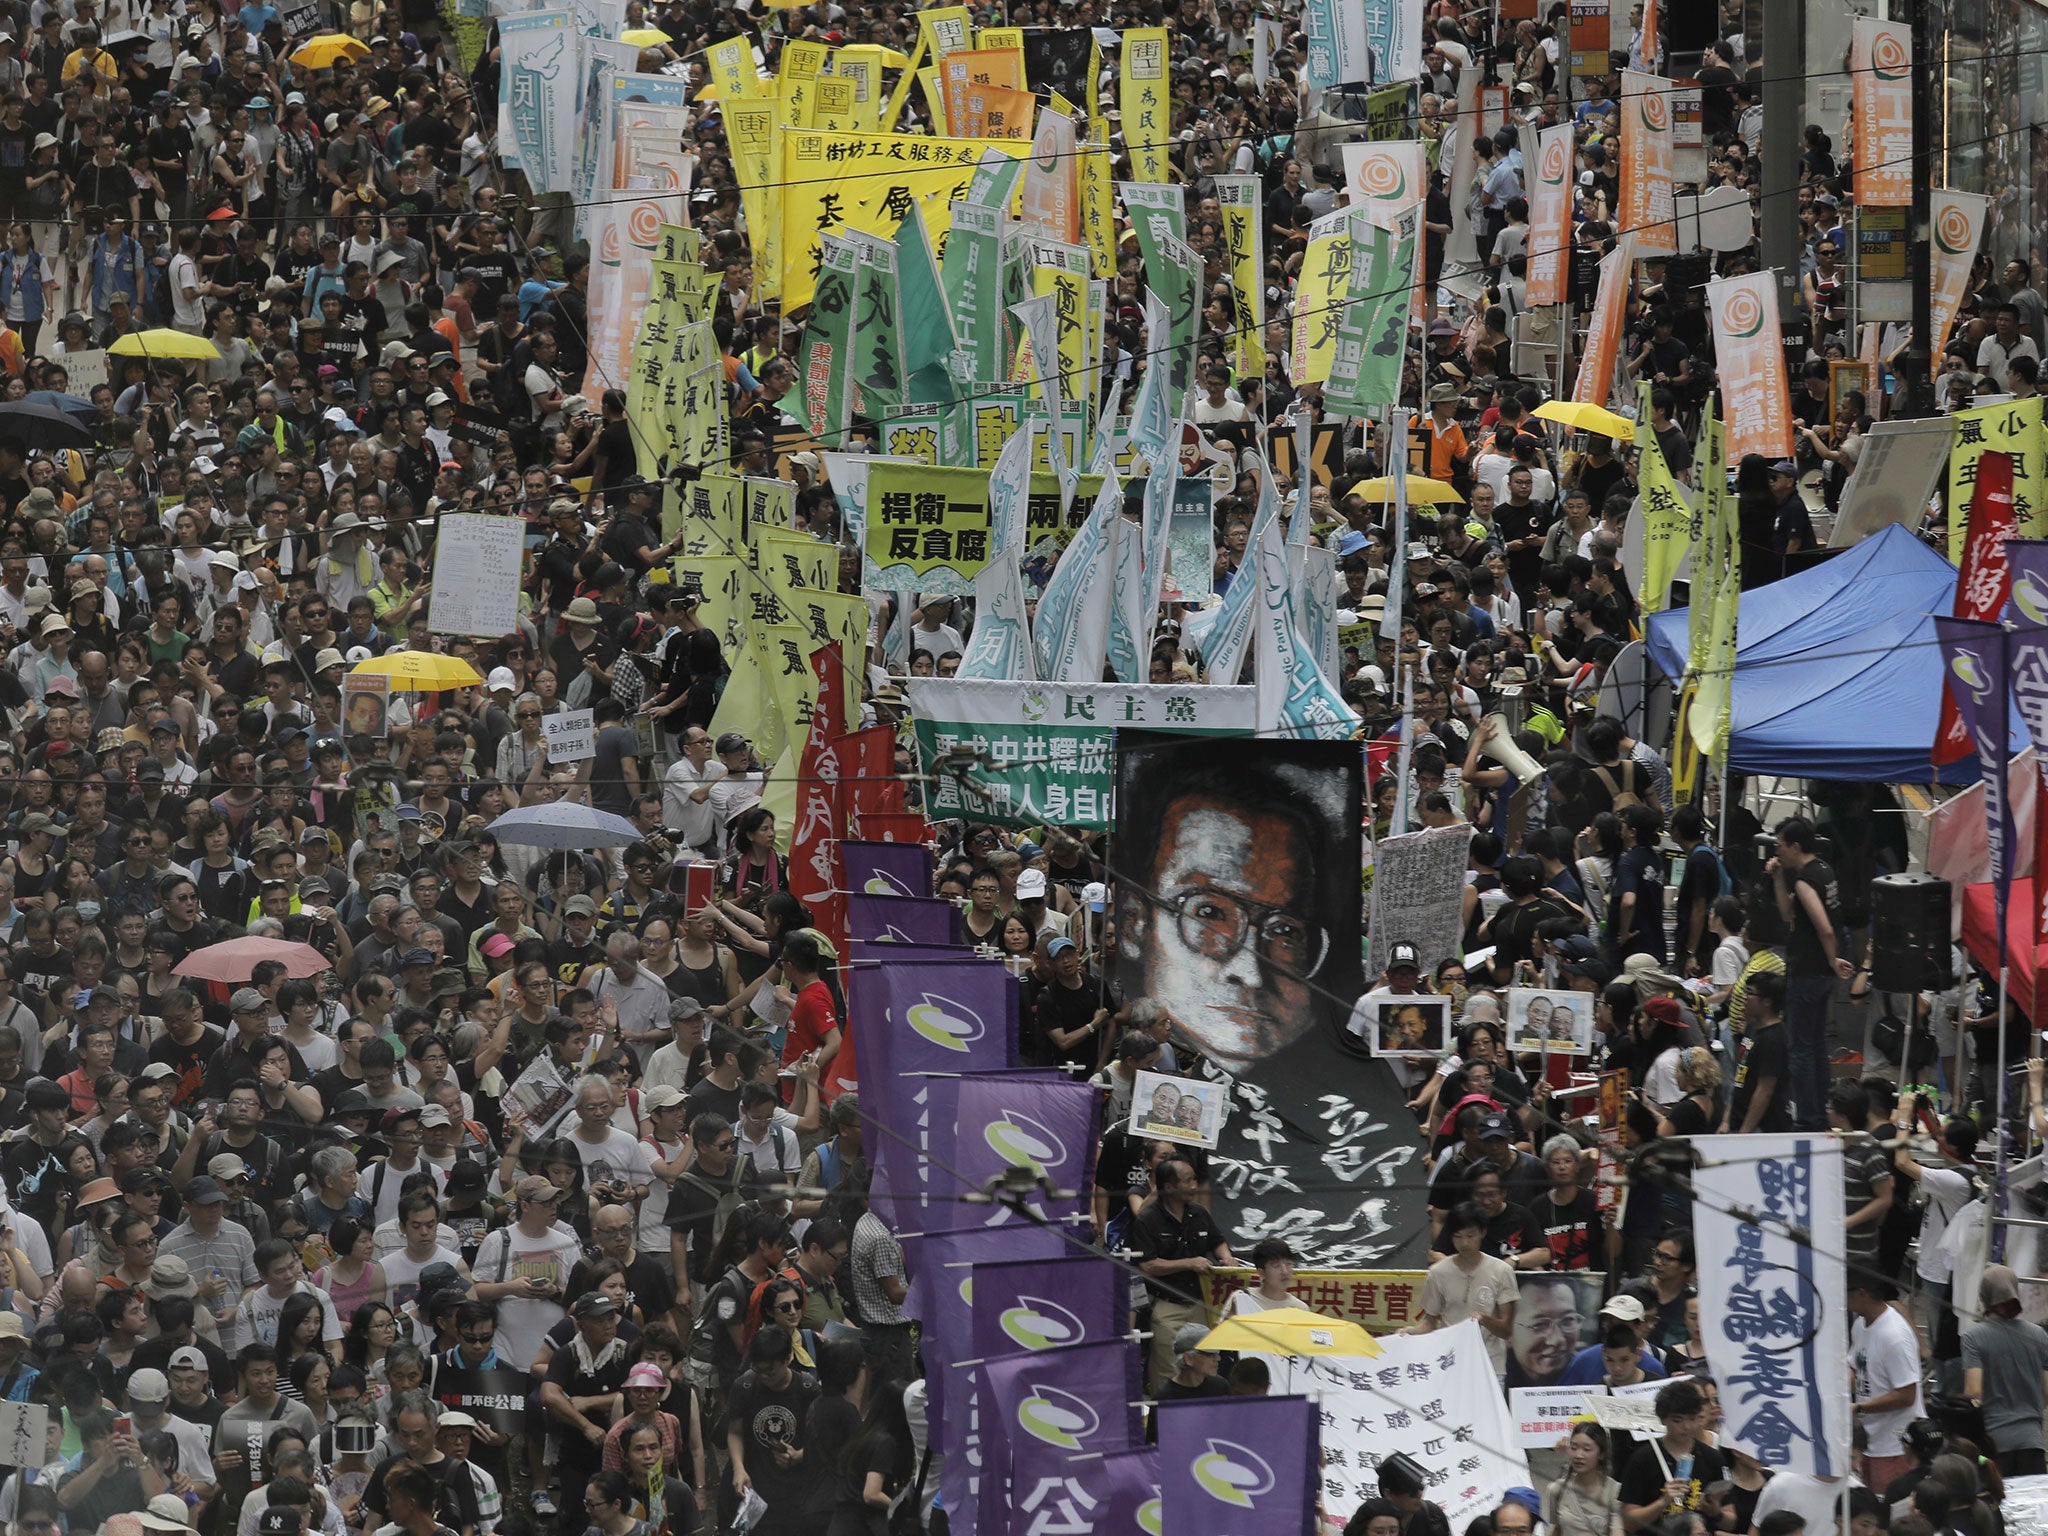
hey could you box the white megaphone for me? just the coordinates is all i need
[1479,713,1548,783]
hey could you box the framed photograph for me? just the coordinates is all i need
[1507,1270,1607,1390]
[1505,988,1594,1055]
[1362,995,1453,1057]
[1127,1070,1228,1149]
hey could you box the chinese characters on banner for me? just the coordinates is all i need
[1930,189,1989,368]
[1573,233,1636,407]
[860,464,996,595]
[1850,19,1913,207]
[1694,1136,1849,1475]
[1706,271,1794,461]
[1120,30,1170,181]
[1203,1268,1431,1332]
[1946,402,2041,561]
[1525,122,1574,307]
[498,12,579,194]
[1291,1321,1530,1526]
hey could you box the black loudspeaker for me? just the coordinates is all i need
[1869,873,1954,994]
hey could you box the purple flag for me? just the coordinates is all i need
[938,1256,1126,1536]
[1001,1447,1162,1536]
[1157,1395,1322,1536]
[1937,615,2015,938]
[848,891,963,945]
[982,1340,1143,1535]
[840,839,935,898]
[851,958,1018,1228]
[905,1222,1072,1476]
[952,1075,1100,1229]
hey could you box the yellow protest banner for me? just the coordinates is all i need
[916,5,975,58]
[725,103,780,304]
[775,131,1030,311]
[1637,430,1692,612]
[760,621,824,743]
[672,555,748,655]
[668,472,743,559]
[1080,135,1115,279]
[977,26,1025,62]
[1120,29,1170,182]
[1216,174,1266,382]
[809,76,858,131]
[1291,225,1350,385]
[757,529,837,599]
[1031,241,1091,404]
[827,47,883,132]
[1950,397,2045,555]
[861,462,994,594]
[704,36,758,99]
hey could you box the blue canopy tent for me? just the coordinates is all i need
[1643,522,2024,781]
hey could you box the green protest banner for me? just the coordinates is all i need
[906,679,1256,827]
[797,233,860,439]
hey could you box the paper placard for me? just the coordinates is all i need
[342,673,389,739]
[0,1399,48,1470]
[1127,1069,1227,1149]
[429,513,527,640]
[56,347,107,396]
[1506,987,1596,1054]
[544,709,595,764]
[1587,1392,1665,1440]
[1509,1385,1603,1447]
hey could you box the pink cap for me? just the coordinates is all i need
[480,932,516,958]
[625,1363,667,1390]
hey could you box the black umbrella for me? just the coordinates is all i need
[0,399,97,450]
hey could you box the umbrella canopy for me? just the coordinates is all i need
[100,28,149,49]
[21,390,96,420]
[349,651,482,692]
[620,27,671,44]
[1533,400,1635,440]
[175,936,332,983]
[489,803,646,850]
[0,400,95,449]
[1349,475,1464,505]
[109,329,221,361]
[1199,1310,1383,1358]
[290,32,370,67]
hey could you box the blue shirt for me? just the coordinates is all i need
[1554,1343,1668,1386]
[239,3,278,30]
[516,277,558,323]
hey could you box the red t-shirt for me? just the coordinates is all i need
[785,979,837,1068]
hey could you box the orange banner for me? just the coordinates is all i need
[1851,19,1913,207]
[1707,270,1794,461]
[1573,232,1635,407]
[1931,189,1989,355]
[1526,121,1573,307]
[1619,69,1676,255]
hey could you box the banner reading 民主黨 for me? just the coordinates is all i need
[1526,121,1574,306]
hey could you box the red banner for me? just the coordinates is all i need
[858,810,935,844]
[790,644,854,1099]
[833,724,902,830]
[1937,451,2017,764]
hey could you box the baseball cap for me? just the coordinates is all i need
[181,1176,226,1205]
[1045,935,1077,957]
[645,1084,686,1110]
[168,1345,209,1371]
[1015,868,1047,899]
[563,895,597,918]
[127,1367,170,1402]
[1388,941,1421,971]
[1477,1112,1513,1139]
[418,1103,452,1127]
[515,1175,562,1203]
[141,1495,193,1534]
[207,1153,248,1181]
[257,1512,297,1536]
[1600,1294,1648,1322]
[486,666,517,693]
[445,1159,488,1195]
[229,987,266,1013]
[1767,459,1797,476]
[416,1261,465,1298]
[436,1410,481,1431]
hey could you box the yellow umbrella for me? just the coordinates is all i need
[349,652,483,692]
[1349,475,1463,505]
[288,32,370,68]
[1533,399,1635,440]
[620,27,671,44]
[108,329,221,361]
[1199,1310,1383,1358]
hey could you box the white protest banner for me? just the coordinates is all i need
[1509,1385,1603,1449]
[0,1400,48,1470]
[1292,1320,1529,1528]
[1694,1135,1849,1475]
[498,12,580,196]
[428,514,526,639]
[544,709,596,764]
[1368,823,1474,978]
[57,347,107,396]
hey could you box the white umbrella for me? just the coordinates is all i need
[487,803,645,850]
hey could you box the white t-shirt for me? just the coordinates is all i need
[286,1029,338,1074]
[566,1127,654,1196]
[472,1222,581,1373]
[1752,1473,1863,1536]
[236,1278,342,1349]
[170,252,205,329]
[1915,1165,1977,1283]
[638,1134,683,1254]
[380,1243,466,1315]
[1851,1306,1922,1456]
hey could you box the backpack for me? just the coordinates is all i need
[674,1155,751,1284]
[1591,762,1643,812]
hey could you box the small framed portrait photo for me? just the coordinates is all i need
[1363,995,1453,1057]
[1128,1070,1227,1149]
[1506,988,1594,1054]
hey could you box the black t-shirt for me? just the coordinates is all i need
[2,1130,86,1224]
[149,1023,226,1107]
[1430,1199,1544,1262]
[663,1155,759,1284]
[1130,1198,1225,1306]
[1154,1375,1232,1404]
[1729,1021,1790,1133]
[725,1365,819,1504]
[1785,858,1840,976]
[1612,846,1667,964]
[466,253,517,313]
[1618,1439,1725,1517]
[567,1252,674,1329]
[1033,974,1106,1070]
[1538,1187,1601,1269]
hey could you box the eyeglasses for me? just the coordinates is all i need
[774,1299,803,1314]
[710,1139,735,1152]
[460,1330,494,1344]
[1158,888,1327,978]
